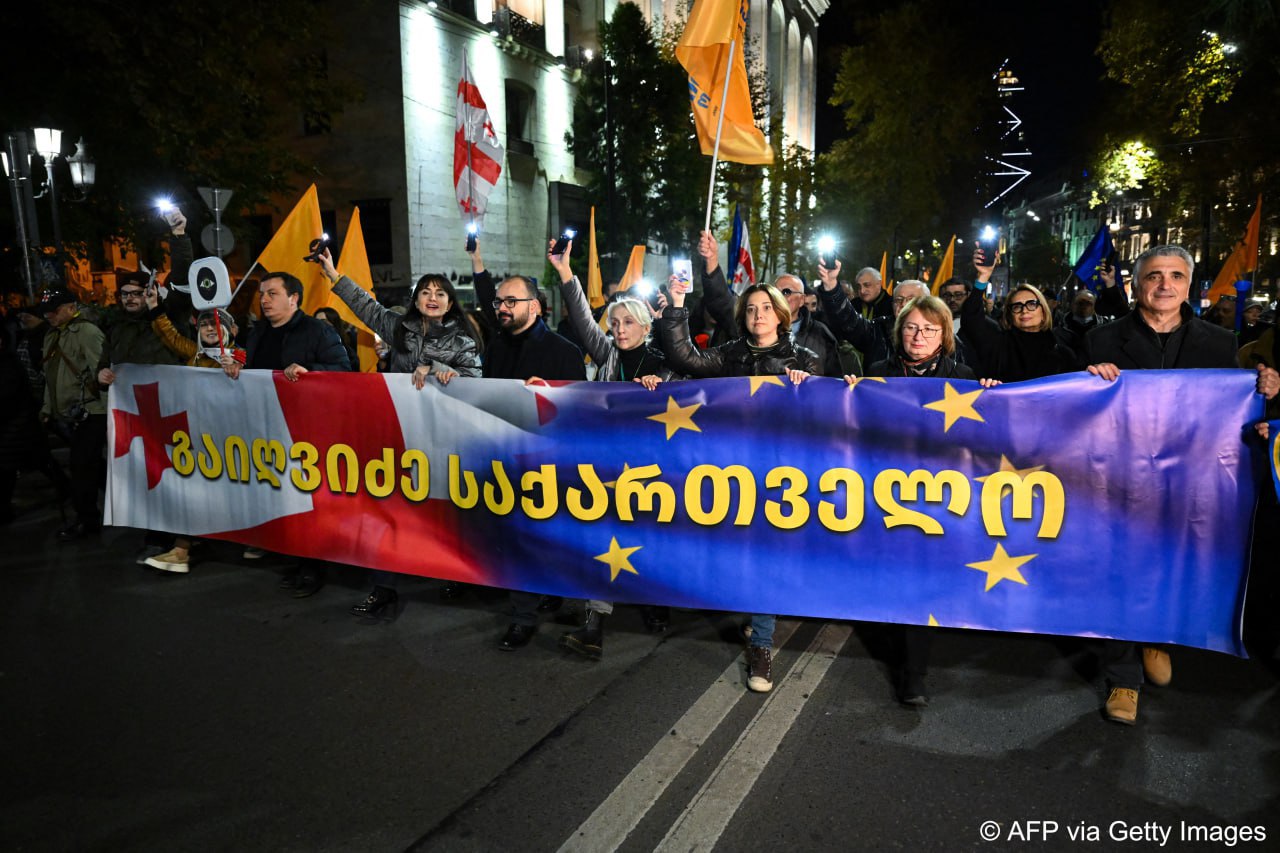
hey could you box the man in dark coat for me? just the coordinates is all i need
[469,240,585,650]
[1084,244,1279,726]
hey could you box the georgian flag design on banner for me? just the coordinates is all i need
[454,54,504,224]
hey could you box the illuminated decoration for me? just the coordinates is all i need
[984,60,1031,208]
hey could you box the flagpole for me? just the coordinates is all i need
[702,38,738,233]
[229,261,261,303]
[464,57,476,234]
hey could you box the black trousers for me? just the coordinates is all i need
[67,413,107,527]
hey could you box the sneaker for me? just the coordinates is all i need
[1141,647,1172,687]
[1105,687,1139,725]
[144,549,190,574]
[135,544,167,566]
[746,646,773,693]
[243,546,267,560]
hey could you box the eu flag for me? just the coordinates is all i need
[1072,225,1114,293]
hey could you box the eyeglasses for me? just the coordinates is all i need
[902,323,941,339]
[492,297,535,309]
[780,288,804,297]
[1009,299,1041,314]
[119,289,146,299]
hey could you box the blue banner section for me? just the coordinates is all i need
[453,371,1265,656]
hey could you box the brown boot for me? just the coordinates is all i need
[1141,647,1172,687]
[1105,687,1139,725]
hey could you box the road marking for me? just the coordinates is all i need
[556,621,800,853]
[656,622,853,853]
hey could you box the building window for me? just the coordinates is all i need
[506,81,536,156]
[495,0,545,50]
[352,198,394,266]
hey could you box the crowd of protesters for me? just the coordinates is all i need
[3,215,1279,727]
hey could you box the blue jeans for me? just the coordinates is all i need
[750,613,775,648]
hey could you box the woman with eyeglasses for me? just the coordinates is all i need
[316,248,483,621]
[964,249,1078,381]
[850,293,1000,706]
[659,272,821,695]
[545,238,678,657]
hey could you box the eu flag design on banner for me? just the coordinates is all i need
[106,367,1266,656]
[1072,225,1114,293]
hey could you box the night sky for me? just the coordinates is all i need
[815,0,1107,185]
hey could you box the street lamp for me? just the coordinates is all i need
[31,128,96,258]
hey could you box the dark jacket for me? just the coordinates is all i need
[659,306,821,377]
[1239,325,1279,420]
[1,348,43,470]
[962,286,1078,381]
[1083,303,1239,371]
[97,306,184,374]
[331,275,480,376]
[792,308,846,378]
[817,283,892,366]
[474,269,585,381]
[245,309,351,372]
[867,353,975,380]
[698,265,740,348]
[557,275,677,382]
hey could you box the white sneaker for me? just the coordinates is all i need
[242,547,267,559]
[145,549,190,574]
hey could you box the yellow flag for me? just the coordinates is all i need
[675,0,772,165]
[617,246,648,291]
[1208,195,1261,304]
[880,250,893,295]
[330,207,380,373]
[931,235,956,294]
[253,184,329,316]
[587,206,604,309]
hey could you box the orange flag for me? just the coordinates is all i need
[675,0,772,165]
[880,251,893,295]
[253,184,329,316]
[587,206,604,309]
[330,207,379,373]
[931,236,956,294]
[1208,195,1262,304]
[616,246,648,292]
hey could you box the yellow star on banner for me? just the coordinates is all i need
[603,462,631,490]
[747,375,786,396]
[595,537,642,582]
[923,382,986,432]
[966,544,1037,592]
[845,376,888,391]
[974,455,1046,484]
[928,614,940,627]
[647,396,702,440]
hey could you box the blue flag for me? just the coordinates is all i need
[726,204,744,295]
[1072,225,1114,293]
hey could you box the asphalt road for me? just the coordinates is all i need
[3,479,1279,853]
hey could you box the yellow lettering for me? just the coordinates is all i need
[251,439,286,488]
[400,450,430,502]
[171,430,194,476]
[290,441,321,492]
[817,468,865,532]
[616,464,676,523]
[326,443,359,494]
[521,465,559,520]
[449,454,479,509]
[196,432,223,480]
[980,471,1065,538]
[223,435,249,483]
[364,447,396,499]
[764,466,810,529]
[685,464,756,526]
[484,460,515,515]
[873,469,971,535]
[565,464,609,521]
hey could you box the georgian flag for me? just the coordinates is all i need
[454,55,504,225]
[726,203,756,295]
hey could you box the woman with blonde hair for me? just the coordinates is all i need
[965,251,1077,381]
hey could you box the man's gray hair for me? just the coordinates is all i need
[1133,245,1194,282]
[854,267,882,282]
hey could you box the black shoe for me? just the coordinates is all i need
[350,587,399,621]
[292,573,323,598]
[560,610,606,660]
[640,605,669,633]
[439,581,469,601]
[135,544,167,566]
[499,623,536,650]
[278,572,300,591]
[537,595,564,613]
[57,520,99,542]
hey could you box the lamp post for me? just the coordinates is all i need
[1,134,40,301]
[33,127,65,257]
[13,127,95,289]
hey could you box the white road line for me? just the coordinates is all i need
[556,621,800,853]
[656,622,853,853]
